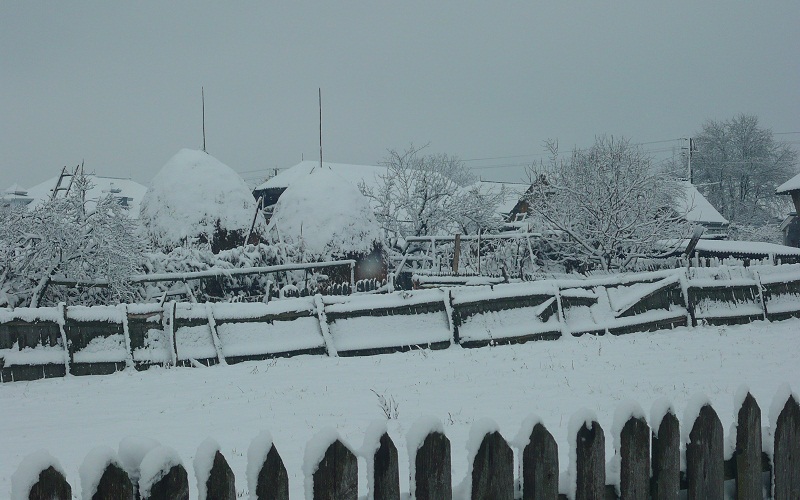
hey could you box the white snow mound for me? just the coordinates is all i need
[140,149,262,250]
[267,167,382,259]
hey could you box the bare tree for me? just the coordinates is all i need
[690,114,798,224]
[525,137,691,271]
[0,174,144,307]
[360,145,506,242]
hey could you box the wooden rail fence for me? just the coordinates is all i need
[12,392,800,499]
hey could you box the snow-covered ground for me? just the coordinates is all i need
[2,319,799,498]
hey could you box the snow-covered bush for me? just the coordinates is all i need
[139,149,265,254]
[0,174,144,307]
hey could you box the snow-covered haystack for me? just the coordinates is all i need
[266,167,385,280]
[140,149,264,253]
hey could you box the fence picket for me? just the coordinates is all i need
[651,411,679,500]
[734,393,762,500]
[471,431,513,500]
[774,394,800,500]
[91,462,134,499]
[312,440,357,500]
[373,433,400,500]
[27,466,72,500]
[619,416,649,500]
[575,421,605,500]
[686,404,724,500]
[253,444,289,500]
[205,450,235,500]
[414,431,452,500]
[522,423,559,500]
[141,464,189,500]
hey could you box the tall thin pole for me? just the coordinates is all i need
[319,88,323,170]
[202,87,206,152]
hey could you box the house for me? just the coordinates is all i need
[24,174,148,219]
[0,184,33,209]
[674,181,729,239]
[776,172,800,247]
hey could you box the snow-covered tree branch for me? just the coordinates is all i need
[525,137,692,271]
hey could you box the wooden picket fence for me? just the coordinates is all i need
[15,392,800,499]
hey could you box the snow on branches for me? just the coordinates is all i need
[0,174,144,307]
[525,137,691,271]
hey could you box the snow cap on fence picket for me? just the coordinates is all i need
[406,415,444,498]
[118,436,160,483]
[565,408,599,499]
[138,445,182,499]
[303,427,344,500]
[247,430,274,500]
[726,384,756,458]
[194,438,221,500]
[10,449,65,500]
[511,413,546,449]
[456,418,502,498]
[766,383,800,456]
[649,397,675,433]
[681,392,713,444]
[79,446,120,500]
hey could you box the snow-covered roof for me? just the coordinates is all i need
[473,181,530,214]
[24,175,147,218]
[667,238,800,257]
[266,167,381,258]
[776,172,800,194]
[255,161,388,194]
[140,149,263,250]
[675,182,728,225]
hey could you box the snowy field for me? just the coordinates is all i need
[2,318,799,498]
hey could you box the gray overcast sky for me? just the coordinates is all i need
[2,1,799,191]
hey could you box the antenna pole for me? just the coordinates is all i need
[202,87,206,152]
[319,88,323,170]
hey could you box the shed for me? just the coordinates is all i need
[776,172,800,247]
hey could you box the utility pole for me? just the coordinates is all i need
[683,137,697,183]
[319,88,323,170]
[202,87,207,152]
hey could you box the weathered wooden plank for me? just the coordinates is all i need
[91,463,134,500]
[471,431,513,500]
[28,466,72,500]
[142,464,189,500]
[620,416,650,500]
[522,423,559,500]
[415,431,452,500]
[651,412,679,500]
[686,404,724,500]
[206,450,235,500]
[575,421,605,500]
[373,433,400,500]
[774,394,800,500]
[312,440,357,500]
[253,444,289,500]
[734,393,761,500]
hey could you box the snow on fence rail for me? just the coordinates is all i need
[11,391,800,499]
[2,264,800,383]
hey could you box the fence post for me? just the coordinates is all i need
[651,411,680,500]
[163,301,178,366]
[253,445,289,500]
[312,440,357,500]
[27,466,72,500]
[774,394,800,499]
[204,303,227,365]
[142,464,189,500]
[575,421,605,500]
[735,393,762,499]
[57,302,71,375]
[373,433,400,500]
[620,416,650,500]
[471,431,513,500]
[686,404,724,500]
[205,450,235,500]
[92,462,134,499]
[522,423,558,500]
[414,431,452,500]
